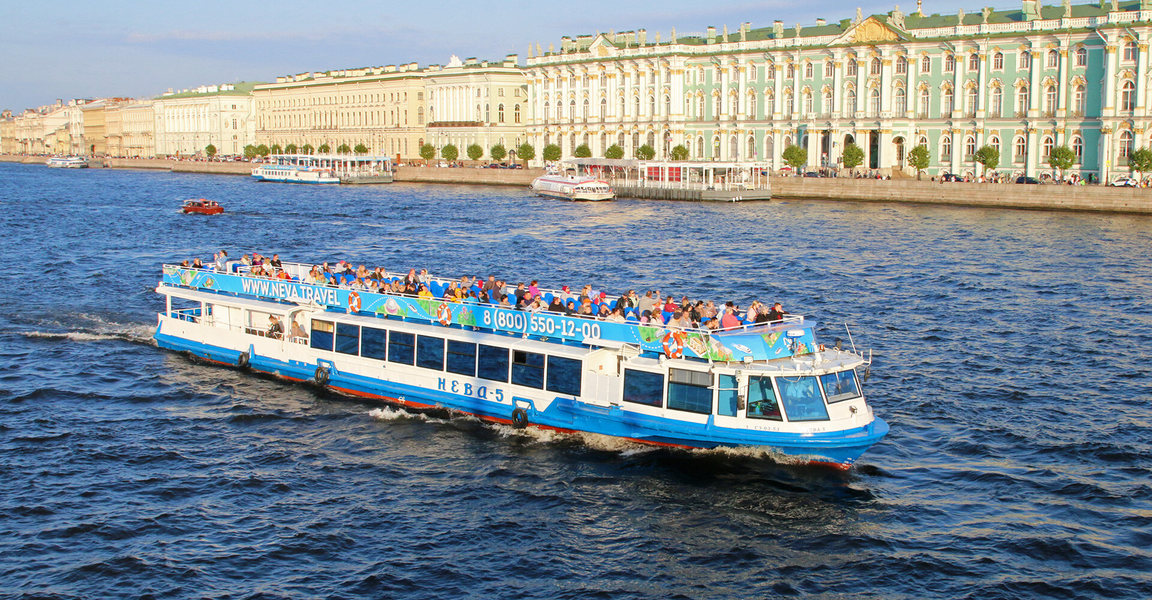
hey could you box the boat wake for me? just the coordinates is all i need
[18,314,155,345]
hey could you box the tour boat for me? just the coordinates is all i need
[182,199,224,215]
[530,174,614,201]
[46,156,88,168]
[154,261,888,468]
[251,164,339,184]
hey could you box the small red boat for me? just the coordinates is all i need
[182,199,224,215]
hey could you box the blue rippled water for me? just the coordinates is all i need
[1,162,1150,599]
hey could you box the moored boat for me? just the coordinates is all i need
[182,199,224,215]
[46,156,88,169]
[530,174,614,201]
[154,260,887,468]
[251,164,339,184]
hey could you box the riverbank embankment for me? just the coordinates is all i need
[4,154,1151,214]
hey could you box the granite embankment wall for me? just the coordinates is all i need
[772,177,1152,214]
[392,166,542,187]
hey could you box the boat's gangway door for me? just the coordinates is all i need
[582,348,624,407]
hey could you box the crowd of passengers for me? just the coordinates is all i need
[180,251,790,331]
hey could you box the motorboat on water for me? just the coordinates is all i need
[182,199,224,215]
[46,156,88,168]
[154,259,888,468]
[530,174,614,201]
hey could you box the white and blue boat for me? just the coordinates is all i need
[154,262,888,468]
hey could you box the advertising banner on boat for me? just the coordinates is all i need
[162,267,816,361]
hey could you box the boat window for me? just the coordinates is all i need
[545,356,582,396]
[311,319,334,351]
[446,340,477,377]
[511,350,545,389]
[388,331,415,365]
[717,374,739,417]
[777,376,830,421]
[416,335,444,371]
[819,370,862,403]
[623,369,664,408]
[361,327,387,360]
[335,323,360,355]
[746,376,782,421]
[477,344,509,382]
[667,368,712,415]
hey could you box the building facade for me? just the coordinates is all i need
[525,0,1152,180]
[424,56,528,160]
[153,83,256,157]
[252,64,427,159]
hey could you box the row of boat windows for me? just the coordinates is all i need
[309,318,861,422]
[311,319,582,397]
[622,367,862,422]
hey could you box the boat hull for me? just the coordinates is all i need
[154,325,887,469]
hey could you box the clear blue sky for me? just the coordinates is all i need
[1,0,960,112]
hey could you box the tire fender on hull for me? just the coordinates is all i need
[314,365,330,386]
[511,407,529,429]
[237,351,250,369]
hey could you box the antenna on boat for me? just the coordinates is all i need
[844,323,858,354]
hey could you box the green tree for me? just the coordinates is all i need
[636,144,656,160]
[975,144,1001,177]
[318,143,331,154]
[255,144,270,157]
[467,143,484,160]
[574,144,592,158]
[670,144,689,160]
[1045,145,1074,180]
[442,144,459,161]
[490,144,507,161]
[354,143,369,154]
[284,143,298,154]
[782,144,808,171]
[841,143,864,172]
[542,144,562,162]
[270,144,283,155]
[243,145,257,159]
[205,144,217,158]
[336,143,351,154]
[301,143,314,155]
[517,142,535,164]
[420,143,436,162]
[908,144,930,180]
[604,144,624,159]
[1129,147,1152,179]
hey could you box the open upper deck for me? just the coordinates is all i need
[160,263,819,363]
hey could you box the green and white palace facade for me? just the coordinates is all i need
[524,0,1152,179]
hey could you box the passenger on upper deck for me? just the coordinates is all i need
[267,314,283,339]
[418,284,433,299]
[548,297,566,313]
[528,280,540,299]
[720,304,741,329]
[483,276,500,298]
[767,302,787,322]
[215,250,228,271]
[290,319,307,340]
[191,258,204,269]
[270,254,283,269]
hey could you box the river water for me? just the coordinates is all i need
[1,163,1150,599]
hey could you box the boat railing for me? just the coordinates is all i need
[163,262,816,361]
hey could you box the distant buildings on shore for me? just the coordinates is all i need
[4,0,1152,180]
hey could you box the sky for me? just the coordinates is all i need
[1,0,970,113]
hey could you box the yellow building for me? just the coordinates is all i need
[253,63,428,158]
[80,100,111,156]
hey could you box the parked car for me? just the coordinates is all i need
[1016,176,1040,184]
[1109,177,1139,187]
[803,171,821,178]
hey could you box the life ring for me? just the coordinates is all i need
[662,331,685,359]
[348,291,361,313]
[237,351,250,369]
[314,365,330,386]
[511,407,529,429]
[436,302,452,326]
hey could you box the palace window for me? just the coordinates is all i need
[1047,50,1059,68]
[969,53,980,71]
[1121,80,1136,111]
[991,87,1003,116]
[942,88,954,115]
[847,60,857,76]
[1075,47,1088,67]
[871,57,882,75]
[895,87,906,113]
[1014,136,1027,161]
[787,64,795,78]
[1042,136,1054,159]
[1120,130,1134,158]
[802,91,813,115]
[825,60,834,77]
[1016,86,1030,116]
[869,89,880,117]
[750,94,758,118]
[583,99,589,121]
[944,54,955,73]
[846,89,857,114]
[698,95,705,119]
[823,91,834,114]
[1124,41,1138,62]
[1073,85,1085,116]
[921,55,931,74]
[805,62,814,78]
[1072,136,1083,162]
[1044,85,1057,115]
[965,135,976,158]
[918,88,930,117]
[941,135,952,160]
[514,104,521,123]
[1018,51,1032,70]
[498,103,505,123]
[989,136,1000,154]
[993,52,1004,70]
[896,56,907,74]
